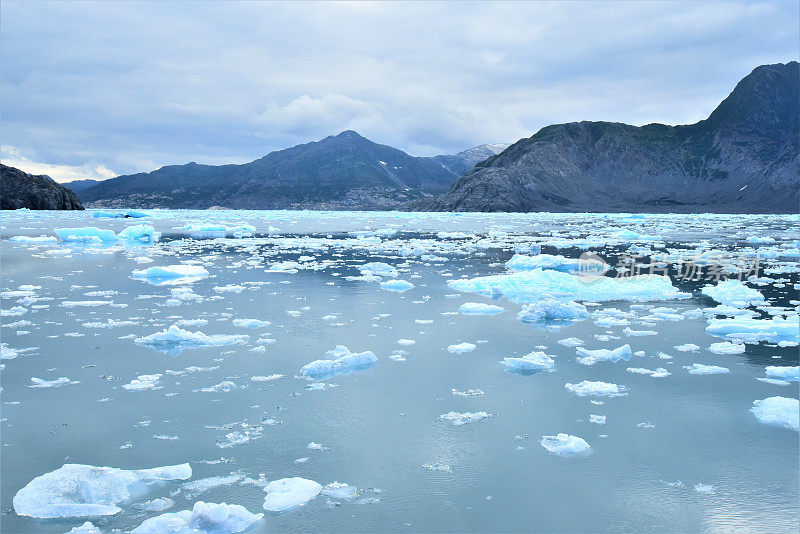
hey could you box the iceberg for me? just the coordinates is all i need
[708,341,746,354]
[459,302,504,315]
[575,344,632,366]
[359,262,398,278]
[68,522,103,533]
[448,268,688,304]
[540,433,592,456]
[500,351,555,373]
[439,411,493,426]
[380,279,414,292]
[517,299,588,325]
[131,265,209,286]
[232,318,271,329]
[765,366,799,381]
[505,254,583,273]
[683,363,730,375]
[565,380,627,397]
[300,345,377,378]
[262,477,322,512]
[701,279,765,308]
[13,463,191,518]
[447,342,476,354]
[750,397,799,431]
[135,325,249,355]
[131,501,263,533]
[321,482,359,500]
[29,376,78,388]
[9,235,58,243]
[117,224,161,243]
[55,227,117,243]
[705,315,799,345]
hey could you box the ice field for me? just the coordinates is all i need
[1,209,798,533]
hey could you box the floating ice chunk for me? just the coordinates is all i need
[13,463,191,518]
[459,302,504,315]
[505,254,583,273]
[61,300,112,308]
[500,351,555,373]
[439,411,492,426]
[135,325,248,355]
[380,279,413,292]
[558,337,584,347]
[683,363,729,375]
[117,225,161,243]
[705,315,799,344]
[765,366,799,381]
[540,433,591,456]
[694,484,716,494]
[575,344,632,366]
[421,461,452,472]
[29,376,78,388]
[447,342,476,354]
[359,262,398,278]
[437,232,472,239]
[565,380,627,397]
[589,415,606,425]
[183,474,242,495]
[626,367,671,378]
[611,229,661,242]
[448,269,688,304]
[123,374,163,391]
[397,339,415,346]
[708,341,745,355]
[262,477,322,512]
[232,318,271,329]
[623,327,657,337]
[674,343,700,352]
[251,374,283,382]
[55,227,117,243]
[131,265,209,286]
[321,482,359,500]
[198,381,238,393]
[451,388,484,397]
[517,299,587,326]
[300,345,377,379]
[751,397,799,431]
[9,235,58,243]
[134,497,175,512]
[701,280,765,308]
[131,501,263,533]
[67,521,104,533]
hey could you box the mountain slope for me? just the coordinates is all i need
[61,179,101,192]
[80,131,468,209]
[425,61,799,213]
[1,164,84,210]
[427,143,509,177]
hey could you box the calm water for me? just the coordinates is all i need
[1,210,798,533]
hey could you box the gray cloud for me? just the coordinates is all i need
[1,0,796,181]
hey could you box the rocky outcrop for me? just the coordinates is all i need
[424,62,799,213]
[1,164,84,210]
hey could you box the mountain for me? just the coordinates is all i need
[428,144,509,177]
[62,179,102,192]
[1,164,84,210]
[80,131,483,210]
[423,61,799,213]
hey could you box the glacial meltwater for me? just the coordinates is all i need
[1,210,798,533]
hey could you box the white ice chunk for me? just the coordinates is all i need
[447,342,476,354]
[379,279,413,292]
[131,501,263,533]
[708,341,746,354]
[701,279,765,308]
[565,380,627,397]
[300,345,377,378]
[459,302,504,315]
[117,225,161,243]
[517,299,587,325]
[13,463,191,518]
[262,477,322,512]
[683,363,730,375]
[359,262,398,278]
[540,433,592,456]
[55,227,117,243]
[505,254,583,273]
[575,344,632,366]
[705,315,799,345]
[750,397,799,431]
[131,265,209,286]
[500,351,555,372]
[135,325,248,355]
[232,318,271,329]
[765,366,799,381]
[439,411,492,426]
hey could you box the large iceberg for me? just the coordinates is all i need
[117,224,161,243]
[262,477,322,512]
[55,227,117,243]
[701,279,765,308]
[300,345,377,378]
[705,316,799,344]
[135,325,249,355]
[448,268,689,304]
[131,265,209,286]
[13,463,191,518]
[131,501,263,533]
[750,397,799,431]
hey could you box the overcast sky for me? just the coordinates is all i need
[1,1,797,182]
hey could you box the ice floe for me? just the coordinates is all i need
[517,298,588,326]
[262,477,322,512]
[459,302,504,315]
[565,381,628,397]
[701,279,765,308]
[131,501,263,533]
[705,315,799,345]
[540,434,592,456]
[13,463,191,518]
[683,364,730,375]
[300,345,377,379]
[750,397,798,431]
[134,325,248,355]
[500,351,555,373]
[575,344,632,366]
[131,265,210,286]
[447,342,476,354]
[439,411,493,426]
